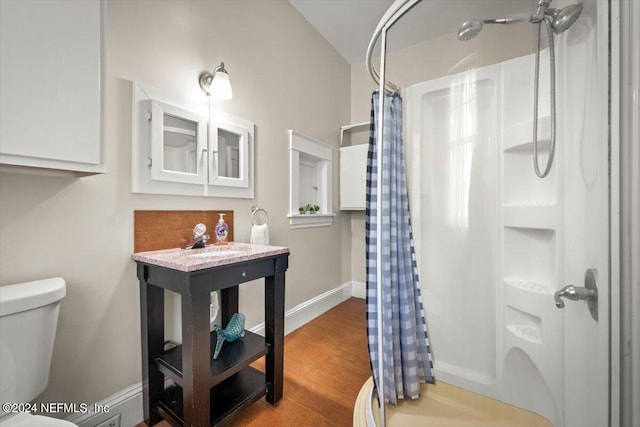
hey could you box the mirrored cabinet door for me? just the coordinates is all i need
[150,100,207,185]
[208,112,252,189]
[217,128,241,179]
[162,115,198,174]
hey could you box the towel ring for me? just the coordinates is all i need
[251,206,269,226]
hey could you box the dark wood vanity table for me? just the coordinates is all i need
[133,243,289,426]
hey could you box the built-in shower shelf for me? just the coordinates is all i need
[504,279,555,321]
[506,324,542,344]
[504,278,553,295]
[504,139,551,154]
[503,116,551,152]
[503,204,558,229]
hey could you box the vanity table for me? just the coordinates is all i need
[133,243,289,426]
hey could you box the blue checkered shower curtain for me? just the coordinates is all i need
[366,91,435,405]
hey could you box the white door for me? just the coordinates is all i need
[558,1,610,425]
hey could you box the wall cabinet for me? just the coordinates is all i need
[339,123,369,211]
[0,0,103,176]
[132,82,254,199]
[339,144,368,210]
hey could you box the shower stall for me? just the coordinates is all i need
[359,0,617,426]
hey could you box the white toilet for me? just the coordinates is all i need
[0,278,77,426]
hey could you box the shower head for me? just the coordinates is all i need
[457,19,483,41]
[547,3,583,33]
[457,14,532,41]
[457,2,582,41]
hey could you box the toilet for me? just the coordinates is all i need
[0,278,77,426]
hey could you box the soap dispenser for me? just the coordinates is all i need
[214,213,229,245]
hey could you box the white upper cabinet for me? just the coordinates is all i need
[132,82,254,199]
[339,144,368,210]
[0,0,103,176]
[339,123,369,210]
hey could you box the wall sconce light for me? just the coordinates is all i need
[199,62,233,100]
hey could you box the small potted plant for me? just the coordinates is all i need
[298,206,306,214]
[306,204,315,214]
[313,205,320,214]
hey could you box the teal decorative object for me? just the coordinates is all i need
[212,313,245,359]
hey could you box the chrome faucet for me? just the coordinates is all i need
[184,223,209,249]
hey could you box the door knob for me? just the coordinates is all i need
[554,269,598,321]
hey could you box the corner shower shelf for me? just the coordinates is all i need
[502,116,551,152]
[504,278,553,295]
[503,204,558,229]
[504,139,552,155]
[504,279,554,324]
[506,324,542,345]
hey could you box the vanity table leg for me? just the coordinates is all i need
[138,266,164,426]
[220,286,239,325]
[265,271,285,405]
[181,287,212,427]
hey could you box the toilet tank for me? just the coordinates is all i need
[0,278,66,407]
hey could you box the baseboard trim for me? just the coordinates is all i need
[67,383,142,427]
[69,281,363,426]
[249,281,355,336]
[351,281,366,299]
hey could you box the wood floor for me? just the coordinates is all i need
[137,297,370,427]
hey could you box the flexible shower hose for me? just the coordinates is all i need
[533,17,557,178]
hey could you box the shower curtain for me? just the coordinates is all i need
[366,91,435,405]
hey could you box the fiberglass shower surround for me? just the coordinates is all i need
[365,0,586,424]
[368,0,583,179]
[456,1,583,178]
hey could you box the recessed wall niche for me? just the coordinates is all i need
[288,130,335,229]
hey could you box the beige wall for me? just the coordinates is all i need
[348,25,535,283]
[0,0,350,411]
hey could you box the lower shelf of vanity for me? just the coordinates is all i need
[156,367,268,426]
[153,330,270,426]
[155,330,268,388]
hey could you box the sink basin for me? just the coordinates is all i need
[187,250,243,258]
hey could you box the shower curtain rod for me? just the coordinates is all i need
[366,0,423,92]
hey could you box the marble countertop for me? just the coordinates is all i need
[132,242,289,272]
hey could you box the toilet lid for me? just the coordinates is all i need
[0,413,77,427]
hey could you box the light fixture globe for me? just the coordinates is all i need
[199,62,233,100]
[211,70,232,100]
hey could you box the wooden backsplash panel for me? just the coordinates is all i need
[134,210,234,253]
